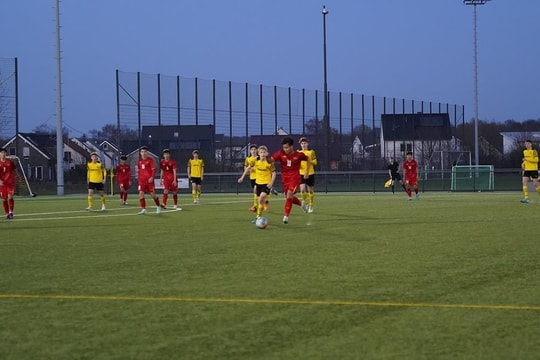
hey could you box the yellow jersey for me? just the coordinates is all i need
[87,161,106,183]
[245,155,258,180]
[248,158,275,185]
[522,149,538,171]
[299,149,317,175]
[188,158,204,178]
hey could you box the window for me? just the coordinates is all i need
[9,147,16,156]
[34,166,43,180]
[23,147,30,158]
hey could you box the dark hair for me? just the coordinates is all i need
[120,155,128,161]
[281,136,294,146]
[299,137,308,143]
[162,148,170,154]
[406,151,413,156]
[0,147,7,153]
[192,150,199,154]
[140,146,148,151]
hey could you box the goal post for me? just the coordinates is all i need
[7,156,37,197]
[451,165,494,191]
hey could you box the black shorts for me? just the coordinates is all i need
[301,174,315,187]
[88,182,104,191]
[255,184,271,196]
[523,170,539,179]
[190,177,202,185]
[391,173,402,181]
[250,179,256,188]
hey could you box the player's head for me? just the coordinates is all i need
[90,152,99,161]
[257,145,269,158]
[162,148,171,159]
[0,147,6,159]
[299,137,309,149]
[249,144,258,155]
[406,151,413,159]
[120,155,127,163]
[140,146,149,158]
[281,136,294,154]
[525,140,533,149]
[192,150,199,158]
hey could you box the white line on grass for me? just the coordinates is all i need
[1,293,539,312]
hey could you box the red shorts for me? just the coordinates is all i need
[117,180,131,191]
[0,183,15,198]
[281,176,301,194]
[138,179,155,194]
[405,176,418,186]
[162,178,178,192]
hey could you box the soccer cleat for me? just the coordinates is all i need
[308,206,314,213]
[124,201,128,205]
[160,204,167,209]
[520,198,530,204]
[415,194,420,200]
[101,205,106,211]
[407,197,412,201]
[249,206,257,212]
[251,217,259,224]
[6,213,14,220]
[301,201,308,213]
[85,206,93,211]
[282,215,289,224]
[173,205,181,210]
[270,188,279,196]
[138,209,147,215]
[156,206,161,214]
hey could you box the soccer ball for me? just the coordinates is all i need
[255,217,268,229]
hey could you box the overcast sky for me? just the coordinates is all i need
[1,0,539,135]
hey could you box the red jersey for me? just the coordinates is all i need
[0,158,16,187]
[115,163,131,184]
[272,149,308,178]
[138,157,156,183]
[160,159,177,181]
[403,159,418,179]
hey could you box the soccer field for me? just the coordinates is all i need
[1,192,539,359]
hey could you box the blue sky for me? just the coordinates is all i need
[1,0,539,135]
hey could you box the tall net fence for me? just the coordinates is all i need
[0,57,17,144]
[117,70,465,172]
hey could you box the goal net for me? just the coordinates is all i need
[7,156,37,197]
[451,165,494,191]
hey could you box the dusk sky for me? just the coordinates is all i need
[1,0,539,136]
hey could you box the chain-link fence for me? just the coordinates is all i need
[116,70,465,172]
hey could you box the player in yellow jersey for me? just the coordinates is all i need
[243,144,277,212]
[298,137,317,213]
[520,139,540,203]
[238,145,276,223]
[187,150,204,204]
[86,152,107,211]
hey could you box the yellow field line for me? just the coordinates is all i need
[1,293,539,311]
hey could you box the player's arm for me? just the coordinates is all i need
[304,155,311,179]
[102,165,107,184]
[311,150,318,166]
[172,166,177,185]
[238,165,252,183]
[268,169,276,189]
[160,167,164,184]
[200,162,204,180]
[187,161,191,179]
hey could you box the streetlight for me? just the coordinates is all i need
[322,5,329,170]
[463,0,491,166]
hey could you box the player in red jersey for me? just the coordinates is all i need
[115,155,131,205]
[271,136,311,224]
[159,149,181,210]
[0,147,17,219]
[137,146,162,214]
[403,151,420,201]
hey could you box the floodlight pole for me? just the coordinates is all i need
[322,5,330,170]
[464,0,490,166]
[54,0,65,195]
